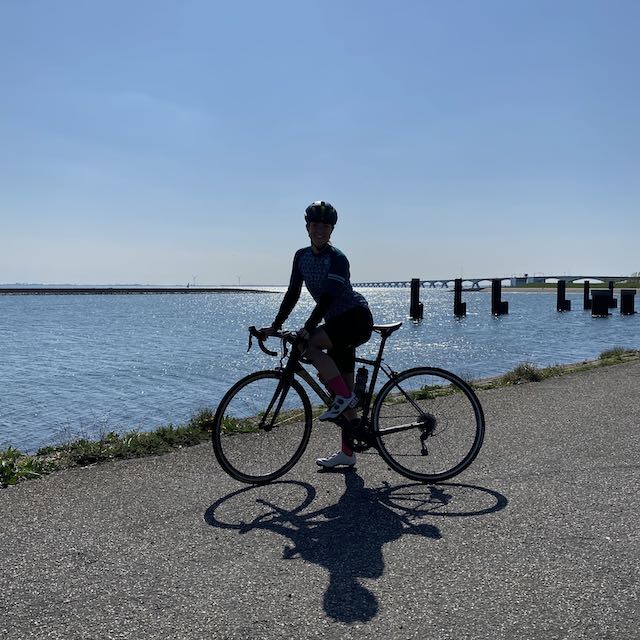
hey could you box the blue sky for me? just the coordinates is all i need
[1,0,638,285]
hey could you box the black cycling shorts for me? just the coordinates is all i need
[320,306,374,374]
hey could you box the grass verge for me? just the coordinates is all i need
[473,347,640,391]
[1,409,215,488]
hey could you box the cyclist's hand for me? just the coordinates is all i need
[257,326,278,339]
[297,327,310,341]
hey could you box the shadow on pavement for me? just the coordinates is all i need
[204,471,507,624]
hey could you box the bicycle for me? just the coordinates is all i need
[212,322,485,485]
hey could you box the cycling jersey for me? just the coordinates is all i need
[273,244,369,331]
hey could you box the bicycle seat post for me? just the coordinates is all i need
[371,321,403,366]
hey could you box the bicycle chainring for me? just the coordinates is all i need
[343,420,375,453]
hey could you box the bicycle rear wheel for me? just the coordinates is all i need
[212,371,312,484]
[371,367,484,483]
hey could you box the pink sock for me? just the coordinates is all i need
[327,375,351,398]
[342,439,353,456]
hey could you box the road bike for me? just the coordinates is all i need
[212,322,485,485]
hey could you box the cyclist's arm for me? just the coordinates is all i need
[303,252,349,332]
[272,252,303,330]
[303,292,333,332]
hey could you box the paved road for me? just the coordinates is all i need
[2,362,639,639]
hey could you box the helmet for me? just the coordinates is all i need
[304,201,338,226]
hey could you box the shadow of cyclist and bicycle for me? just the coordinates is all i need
[204,471,508,624]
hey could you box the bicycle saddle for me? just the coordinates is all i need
[372,322,403,337]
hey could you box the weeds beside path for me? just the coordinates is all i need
[0,410,215,488]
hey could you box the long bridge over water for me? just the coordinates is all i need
[353,275,631,289]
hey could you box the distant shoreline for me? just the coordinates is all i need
[1,285,635,296]
[0,287,276,296]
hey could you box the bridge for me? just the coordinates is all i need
[352,276,631,290]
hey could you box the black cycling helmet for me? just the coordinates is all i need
[304,201,338,226]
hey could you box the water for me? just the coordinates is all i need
[1,288,637,453]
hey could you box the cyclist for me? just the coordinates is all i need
[259,200,373,468]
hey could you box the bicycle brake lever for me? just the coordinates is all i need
[248,326,278,357]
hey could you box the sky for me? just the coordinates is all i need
[1,0,638,285]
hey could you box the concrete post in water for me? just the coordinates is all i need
[556,280,571,312]
[620,289,636,315]
[591,289,611,317]
[583,281,591,310]
[608,281,618,309]
[491,279,508,315]
[454,279,467,317]
[409,278,423,321]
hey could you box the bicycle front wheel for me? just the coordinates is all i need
[372,367,485,483]
[212,371,313,484]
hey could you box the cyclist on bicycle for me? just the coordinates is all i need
[258,201,373,468]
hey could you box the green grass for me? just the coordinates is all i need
[598,347,636,363]
[474,348,640,391]
[0,408,215,488]
[410,384,462,400]
[220,415,260,435]
[0,447,49,486]
[220,403,315,435]
[500,362,544,384]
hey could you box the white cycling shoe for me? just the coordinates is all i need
[318,392,357,421]
[316,451,357,468]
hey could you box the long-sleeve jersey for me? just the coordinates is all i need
[273,244,369,332]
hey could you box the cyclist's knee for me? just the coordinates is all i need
[308,328,332,350]
[303,343,323,363]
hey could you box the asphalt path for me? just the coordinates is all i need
[2,361,639,639]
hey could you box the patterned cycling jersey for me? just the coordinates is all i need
[273,244,369,330]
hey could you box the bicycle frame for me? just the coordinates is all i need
[270,327,430,440]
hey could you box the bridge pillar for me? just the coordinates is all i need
[491,279,508,315]
[608,281,618,309]
[556,280,571,312]
[454,279,466,317]
[410,278,423,321]
[591,290,611,317]
[583,281,591,310]
[621,289,636,315]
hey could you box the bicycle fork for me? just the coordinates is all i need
[260,378,291,431]
[261,354,318,431]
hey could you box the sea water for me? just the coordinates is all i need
[1,288,637,452]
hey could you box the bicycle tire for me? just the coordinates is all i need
[212,370,313,484]
[371,367,485,483]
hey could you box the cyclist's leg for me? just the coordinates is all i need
[303,329,344,389]
[317,307,373,462]
[324,305,373,416]
[305,307,373,408]
[331,347,358,457]
[327,345,357,422]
